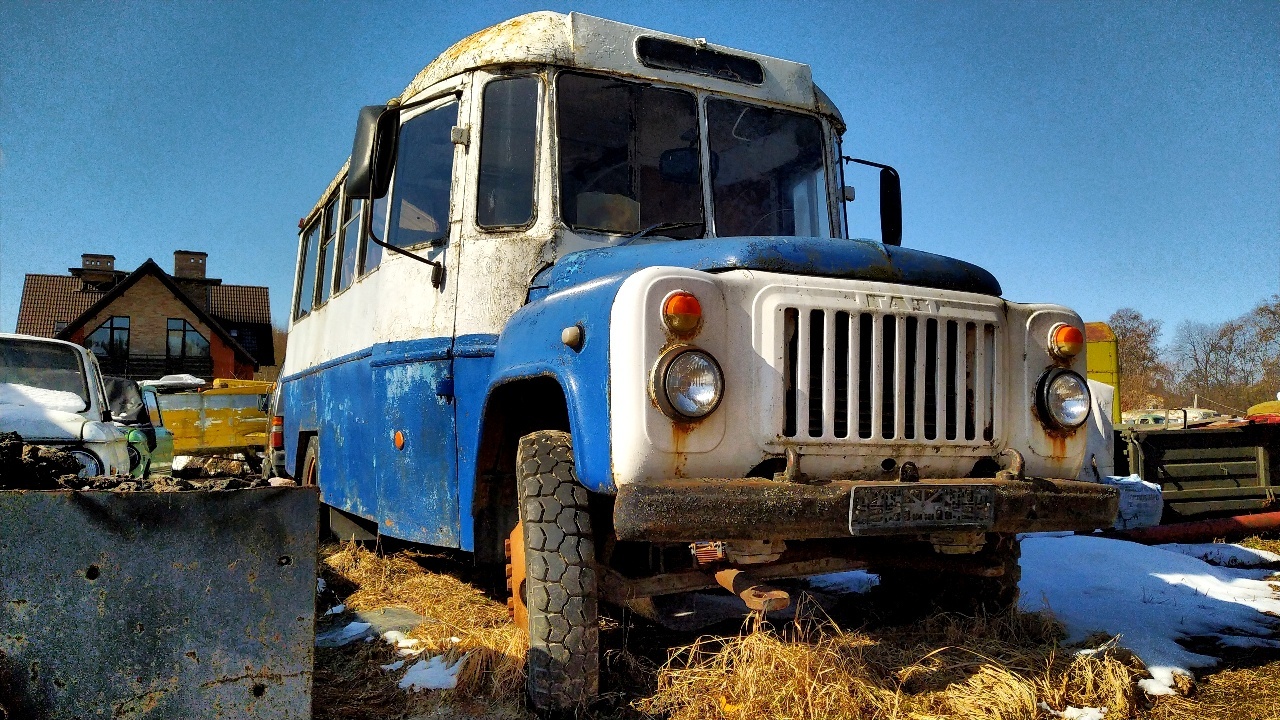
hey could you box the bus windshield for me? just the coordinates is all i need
[556,71,830,241]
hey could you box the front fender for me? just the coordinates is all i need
[486,272,630,493]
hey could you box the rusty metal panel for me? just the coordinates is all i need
[0,487,318,719]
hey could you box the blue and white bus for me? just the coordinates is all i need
[280,12,1116,711]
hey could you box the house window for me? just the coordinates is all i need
[85,316,130,357]
[167,319,210,359]
[53,321,69,334]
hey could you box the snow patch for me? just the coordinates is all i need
[1020,535,1280,694]
[807,569,879,594]
[315,621,372,647]
[1039,703,1107,720]
[1158,543,1280,568]
[323,603,345,616]
[0,383,85,413]
[380,660,405,671]
[398,654,469,691]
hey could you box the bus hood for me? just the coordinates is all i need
[0,404,88,443]
[543,236,1002,297]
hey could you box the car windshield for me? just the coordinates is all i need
[556,73,832,241]
[0,338,90,412]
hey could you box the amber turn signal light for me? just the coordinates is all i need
[662,291,702,334]
[1049,323,1085,361]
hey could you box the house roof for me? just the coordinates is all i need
[209,284,272,325]
[15,274,106,337]
[46,259,262,367]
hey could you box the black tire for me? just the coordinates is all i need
[873,533,1021,617]
[516,430,599,713]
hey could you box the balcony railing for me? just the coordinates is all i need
[95,354,213,381]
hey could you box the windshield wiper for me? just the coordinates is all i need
[618,221,704,246]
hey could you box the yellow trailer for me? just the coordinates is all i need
[153,379,273,457]
[1085,322,1120,424]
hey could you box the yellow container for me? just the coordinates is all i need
[1085,322,1120,424]
[156,379,274,456]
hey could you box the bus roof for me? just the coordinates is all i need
[305,12,843,224]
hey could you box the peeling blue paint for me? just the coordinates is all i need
[545,236,1002,297]
[485,272,626,493]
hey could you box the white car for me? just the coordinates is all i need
[0,333,131,477]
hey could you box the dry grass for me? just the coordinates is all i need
[313,541,1280,720]
[1239,534,1280,557]
[315,542,527,718]
[638,602,1142,720]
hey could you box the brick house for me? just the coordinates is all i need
[15,251,273,380]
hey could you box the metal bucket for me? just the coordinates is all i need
[0,487,318,719]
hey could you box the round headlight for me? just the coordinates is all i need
[659,349,724,419]
[1038,370,1090,429]
[67,449,103,478]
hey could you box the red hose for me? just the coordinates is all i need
[1110,510,1280,544]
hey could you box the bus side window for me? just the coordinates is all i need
[361,193,387,275]
[315,198,339,306]
[294,220,321,319]
[477,75,540,229]
[335,197,362,293]
[388,101,458,249]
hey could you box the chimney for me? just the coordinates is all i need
[78,254,116,284]
[174,250,208,279]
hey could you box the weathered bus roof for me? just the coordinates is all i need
[306,11,842,223]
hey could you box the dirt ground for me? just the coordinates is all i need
[0,431,270,490]
[313,538,1280,720]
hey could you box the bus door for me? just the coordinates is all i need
[370,89,468,546]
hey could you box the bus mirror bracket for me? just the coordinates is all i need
[345,105,400,201]
[842,157,902,247]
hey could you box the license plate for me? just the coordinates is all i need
[849,485,995,534]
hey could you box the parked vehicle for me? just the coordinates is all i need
[103,376,175,477]
[149,378,272,467]
[262,383,287,479]
[0,333,131,477]
[280,13,1118,712]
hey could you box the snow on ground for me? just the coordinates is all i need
[807,569,879,594]
[1019,535,1280,694]
[399,654,469,691]
[0,382,85,413]
[316,621,373,647]
[1157,543,1280,568]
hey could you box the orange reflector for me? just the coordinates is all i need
[1050,324,1085,360]
[663,292,702,334]
[394,430,405,451]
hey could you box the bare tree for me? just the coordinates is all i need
[1108,308,1168,411]
[1166,296,1280,413]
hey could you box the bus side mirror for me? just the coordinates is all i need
[879,167,902,247]
[345,105,400,200]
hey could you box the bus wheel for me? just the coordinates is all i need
[301,437,320,487]
[516,430,599,713]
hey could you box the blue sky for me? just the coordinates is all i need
[2,1,1277,339]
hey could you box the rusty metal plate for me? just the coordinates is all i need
[0,487,318,719]
[849,484,994,534]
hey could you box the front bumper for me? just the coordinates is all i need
[613,477,1119,542]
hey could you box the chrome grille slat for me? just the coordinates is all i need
[778,305,1000,447]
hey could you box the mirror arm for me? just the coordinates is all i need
[363,209,444,289]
